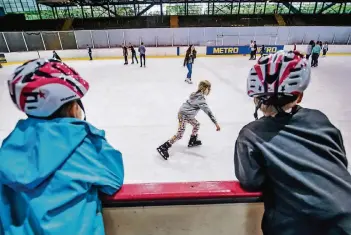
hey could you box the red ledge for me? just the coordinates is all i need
[105,181,262,201]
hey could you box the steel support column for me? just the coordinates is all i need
[137,4,154,16]
[282,2,299,14]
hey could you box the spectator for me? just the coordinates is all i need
[138,42,146,68]
[87,45,93,60]
[0,59,124,235]
[235,50,351,235]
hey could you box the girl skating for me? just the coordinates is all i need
[157,80,220,160]
[184,45,196,84]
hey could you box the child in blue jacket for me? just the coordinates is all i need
[0,58,124,235]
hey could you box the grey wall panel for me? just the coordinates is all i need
[75,30,93,49]
[107,29,124,47]
[156,28,174,46]
[4,32,27,52]
[189,28,205,46]
[124,29,145,46]
[333,27,351,44]
[0,33,8,53]
[173,28,189,46]
[203,28,218,46]
[92,30,108,48]
[23,32,45,51]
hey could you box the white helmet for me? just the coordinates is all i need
[8,58,89,118]
[247,50,311,118]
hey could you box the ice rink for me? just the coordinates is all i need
[0,56,350,183]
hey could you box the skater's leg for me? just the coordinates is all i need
[134,53,138,63]
[186,63,192,79]
[169,116,186,145]
[140,55,143,67]
[143,54,146,67]
[131,53,134,64]
[188,118,200,136]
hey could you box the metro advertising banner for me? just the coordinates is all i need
[206,45,284,55]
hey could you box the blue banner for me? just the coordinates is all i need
[206,45,284,55]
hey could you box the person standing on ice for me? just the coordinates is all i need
[129,43,138,64]
[184,45,196,84]
[157,80,221,160]
[87,44,93,60]
[322,42,329,57]
[123,44,128,65]
[0,58,124,235]
[235,50,351,235]
[139,42,146,67]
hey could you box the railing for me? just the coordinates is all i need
[0,27,350,53]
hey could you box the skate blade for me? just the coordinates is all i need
[188,143,202,148]
[157,148,169,160]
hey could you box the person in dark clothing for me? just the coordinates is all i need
[138,42,146,67]
[129,43,138,64]
[122,45,128,65]
[253,41,257,59]
[260,45,265,57]
[183,45,197,67]
[235,50,351,235]
[87,45,92,60]
[53,51,61,61]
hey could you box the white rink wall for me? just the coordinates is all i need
[2,45,351,63]
[103,203,264,235]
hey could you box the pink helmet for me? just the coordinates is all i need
[247,50,311,119]
[8,58,89,118]
[248,50,310,99]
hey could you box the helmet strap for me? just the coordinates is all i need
[254,99,263,120]
[76,99,86,121]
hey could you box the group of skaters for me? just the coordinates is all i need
[122,42,146,67]
[51,43,146,67]
[306,40,329,67]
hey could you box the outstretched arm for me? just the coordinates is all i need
[198,98,217,124]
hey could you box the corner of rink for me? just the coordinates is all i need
[102,181,263,235]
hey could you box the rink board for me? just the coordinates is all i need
[102,181,263,235]
[206,45,284,55]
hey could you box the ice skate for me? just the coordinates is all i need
[185,79,193,84]
[188,135,202,147]
[157,142,171,160]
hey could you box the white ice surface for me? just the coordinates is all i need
[0,56,350,183]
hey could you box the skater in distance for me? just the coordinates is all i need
[157,80,220,160]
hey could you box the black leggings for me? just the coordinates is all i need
[132,52,138,63]
[140,54,146,66]
[311,53,319,67]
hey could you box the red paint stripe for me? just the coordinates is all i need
[278,60,298,86]
[104,181,261,201]
[254,65,264,83]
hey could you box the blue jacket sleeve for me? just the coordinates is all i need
[74,136,124,195]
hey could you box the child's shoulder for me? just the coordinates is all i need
[238,107,334,140]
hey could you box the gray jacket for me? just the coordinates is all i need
[179,91,217,124]
[139,45,146,55]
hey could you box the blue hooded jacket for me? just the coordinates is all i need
[0,118,124,235]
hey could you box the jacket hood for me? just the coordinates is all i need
[0,118,104,191]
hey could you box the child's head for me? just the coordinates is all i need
[247,50,310,119]
[8,58,89,120]
[198,80,211,96]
